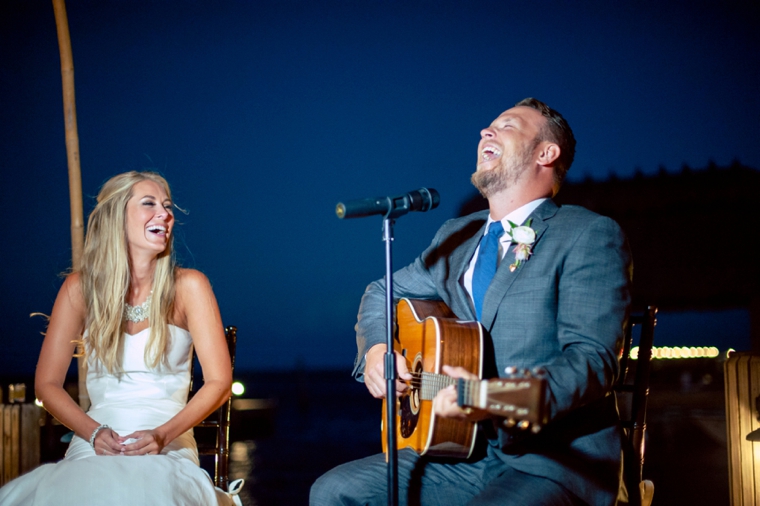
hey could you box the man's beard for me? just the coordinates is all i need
[471,142,535,199]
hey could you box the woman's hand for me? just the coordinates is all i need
[92,427,125,456]
[118,430,167,456]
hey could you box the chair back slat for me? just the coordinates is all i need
[615,306,657,506]
[190,325,237,490]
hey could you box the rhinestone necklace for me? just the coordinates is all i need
[124,292,152,323]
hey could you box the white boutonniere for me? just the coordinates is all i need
[507,218,536,272]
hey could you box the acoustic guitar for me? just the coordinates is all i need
[381,298,548,459]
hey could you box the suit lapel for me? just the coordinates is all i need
[480,200,558,329]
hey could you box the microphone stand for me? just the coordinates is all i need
[382,214,399,506]
[381,200,438,506]
[335,189,439,506]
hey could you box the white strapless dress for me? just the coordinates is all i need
[0,325,242,505]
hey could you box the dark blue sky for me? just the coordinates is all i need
[1,0,758,375]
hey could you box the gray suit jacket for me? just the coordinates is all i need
[352,200,632,506]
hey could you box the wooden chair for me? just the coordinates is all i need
[615,306,657,506]
[190,325,237,490]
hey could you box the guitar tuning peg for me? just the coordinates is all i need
[517,420,530,430]
[504,366,518,376]
[531,366,547,377]
[503,418,517,428]
[520,368,531,377]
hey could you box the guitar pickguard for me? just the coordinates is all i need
[399,353,423,438]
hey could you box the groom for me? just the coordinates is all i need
[311,98,632,506]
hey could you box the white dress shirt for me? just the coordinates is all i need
[462,198,547,304]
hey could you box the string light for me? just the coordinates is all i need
[630,346,721,360]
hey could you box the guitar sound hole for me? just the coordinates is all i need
[399,357,423,438]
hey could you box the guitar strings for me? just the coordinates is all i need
[405,371,475,403]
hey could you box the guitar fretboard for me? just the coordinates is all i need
[410,372,480,404]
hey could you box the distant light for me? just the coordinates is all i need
[34,398,44,407]
[630,345,724,360]
[231,381,245,396]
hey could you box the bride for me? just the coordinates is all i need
[0,171,242,505]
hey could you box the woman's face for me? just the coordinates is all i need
[125,179,174,257]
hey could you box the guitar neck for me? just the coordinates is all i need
[417,371,476,401]
[416,371,547,425]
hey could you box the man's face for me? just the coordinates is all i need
[471,106,545,198]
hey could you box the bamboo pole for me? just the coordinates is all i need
[52,0,88,410]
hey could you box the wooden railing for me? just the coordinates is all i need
[0,385,42,486]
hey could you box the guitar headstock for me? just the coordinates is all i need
[458,372,548,433]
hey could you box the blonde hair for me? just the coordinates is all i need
[79,171,177,373]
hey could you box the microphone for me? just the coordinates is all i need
[336,188,440,219]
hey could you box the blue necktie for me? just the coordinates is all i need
[472,221,504,321]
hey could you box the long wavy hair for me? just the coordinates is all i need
[79,171,177,373]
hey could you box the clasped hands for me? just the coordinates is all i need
[92,427,167,456]
[364,344,488,421]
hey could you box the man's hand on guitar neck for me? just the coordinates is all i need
[364,344,413,399]
[433,365,489,422]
